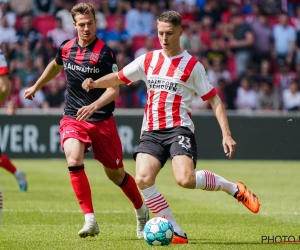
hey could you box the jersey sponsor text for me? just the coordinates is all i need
[63,62,100,74]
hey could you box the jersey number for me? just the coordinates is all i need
[178,135,191,150]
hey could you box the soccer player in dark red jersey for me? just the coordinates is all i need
[82,10,260,244]
[23,2,148,238]
[0,50,28,193]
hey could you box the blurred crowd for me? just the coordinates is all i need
[1,0,300,112]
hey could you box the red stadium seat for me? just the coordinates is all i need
[33,15,56,37]
[15,15,23,30]
[132,35,148,53]
[226,56,237,80]
[153,37,161,50]
[105,15,124,31]
[268,16,279,27]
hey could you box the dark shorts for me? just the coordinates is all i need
[134,126,197,168]
[59,116,124,169]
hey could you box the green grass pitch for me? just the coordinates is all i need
[0,159,299,250]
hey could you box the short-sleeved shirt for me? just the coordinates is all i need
[118,50,216,133]
[55,37,118,121]
[0,49,9,76]
[273,24,296,55]
[233,22,253,52]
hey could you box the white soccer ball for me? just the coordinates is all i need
[143,217,174,246]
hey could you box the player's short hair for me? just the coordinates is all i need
[71,2,96,22]
[157,11,182,27]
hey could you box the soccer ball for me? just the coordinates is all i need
[143,217,174,246]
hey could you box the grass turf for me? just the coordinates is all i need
[0,159,299,250]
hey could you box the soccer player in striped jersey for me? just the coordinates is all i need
[0,50,28,193]
[23,2,148,238]
[82,10,260,244]
[0,49,28,226]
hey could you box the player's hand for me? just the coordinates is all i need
[223,135,236,159]
[23,86,37,100]
[82,78,96,92]
[76,104,96,121]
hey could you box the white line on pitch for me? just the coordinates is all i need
[2,209,126,213]
[2,210,299,215]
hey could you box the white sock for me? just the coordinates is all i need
[14,169,22,179]
[85,213,96,222]
[135,203,148,218]
[195,170,238,195]
[140,185,185,237]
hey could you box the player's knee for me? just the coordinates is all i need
[175,176,195,189]
[107,173,124,185]
[135,175,153,190]
[66,157,82,167]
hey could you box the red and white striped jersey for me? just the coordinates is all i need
[0,49,9,76]
[118,50,216,133]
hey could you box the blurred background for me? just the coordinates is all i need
[0,0,300,159]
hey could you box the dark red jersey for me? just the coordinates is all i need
[56,37,118,121]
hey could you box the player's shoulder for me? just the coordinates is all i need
[100,41,116,61]
[57,38,77,51]
[183,51,203,70]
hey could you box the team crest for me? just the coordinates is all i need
[63,49,70,60]
[112,64,118,72]
[90,52,100,64]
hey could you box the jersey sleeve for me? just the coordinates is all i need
[193,62,216,101]
[0,50,9,75]
[55,40,69,65]
[101,47,118,74]
[117,55,145,85]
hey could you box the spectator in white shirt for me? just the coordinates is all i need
[282,79,300,111]
[0,0,16,28]
[19,75,45,108]
[235,76,257,110]
[56,0,76,36]
[207,58,231,88]
[0,15,17,45]
[47,17,73,49]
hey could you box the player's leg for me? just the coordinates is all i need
[134,134,186,243]
[103,166,149,238]
[172,158,260,213]
[0,74,10,104]
[172,155,238,194]
[170,127,260,214]
[63,137,99,237]
[60,117,99,238]
[91,116,148,238]
[0,153,27,192]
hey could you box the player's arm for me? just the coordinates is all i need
[82,72,125,92]
[24,59,63,100]
[208,94,236,159]
[0,74,10,104]
[76,85,119,121]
